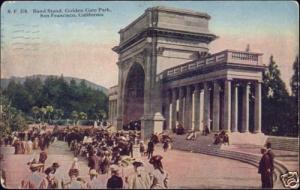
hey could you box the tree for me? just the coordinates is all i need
[289,55,299,136]
[290,55,299,97]
[54,108,64,120]
[79,112,87,120]
[31,106,40,122]
[98,109,107,121]
[262,55,290,135]
[40,107,47,122]
[2,76,108,121]
[46,105,54,122]
[1,95,28,133]
[71,111,78,126]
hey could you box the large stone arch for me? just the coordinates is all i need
[123,63,145,125]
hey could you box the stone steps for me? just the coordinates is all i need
[172,135,288,188]
[266,137,299,152]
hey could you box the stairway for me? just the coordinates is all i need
[266,136,299,152]
[172,134,288,188]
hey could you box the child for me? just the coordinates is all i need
[139,141,145,157]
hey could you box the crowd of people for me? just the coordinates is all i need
[0,126,54,155]
[1,122,276,189]
[0,125,171,189]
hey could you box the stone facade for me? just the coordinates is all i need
[108,6,266,139]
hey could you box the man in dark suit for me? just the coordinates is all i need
[88,150,99,172]
[258,148,273,188]
[266,142,275,188]
[147,140,154,159]
[107,165,123,189]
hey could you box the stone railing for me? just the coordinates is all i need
[159,50,263,79]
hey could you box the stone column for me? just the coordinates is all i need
[165,90,171,131]
[141,47,154,139]
[171,88,177,130]
[114,101,116,119]
[231,83,238,132]
[199,89,204,131]
[193,84,201,131]
[223,80,231,132]
[115,100,118,118]
[212,81,220,132]
[254,81,262,133]
[116,65,124,130]
[242,83,250,133]
[178,87,184,125]
[184,85,192,130]
[109,101,112,122]
[203,82,211,130]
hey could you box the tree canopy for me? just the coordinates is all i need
[262,55,296,136]
[2,76,108,120]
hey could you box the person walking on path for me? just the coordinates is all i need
[88,150,99,172]
[87,169,105,189]
[70,157,80,171]
[107,165,123,189]
[127,161,151,189]
[147,140,154,159]
[258,148,273,189]
[139,141,145,157]
[163,140,169,152]
[38,149,48,173]
[20,163,47,189]
[149,155,169,189]
[63,168,82,189]
[265,142,275,188]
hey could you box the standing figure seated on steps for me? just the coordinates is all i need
[213,134,221,145]
[176,123,185,135]
[223,134,229,145]
[202,125,210,136]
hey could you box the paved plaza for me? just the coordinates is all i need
[1,140,262,189]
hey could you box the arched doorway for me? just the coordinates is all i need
[123,63,145,125]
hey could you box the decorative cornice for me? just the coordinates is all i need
[116,28,217,54]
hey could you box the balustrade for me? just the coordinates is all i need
[162,50,262,79]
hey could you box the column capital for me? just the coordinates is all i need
[194,83,201,91]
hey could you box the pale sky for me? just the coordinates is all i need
[1,1,299,92]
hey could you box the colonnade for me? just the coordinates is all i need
[164,80,262,133]
[109,100,117,122]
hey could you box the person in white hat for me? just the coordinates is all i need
[63,168,82,189]
[70,157,80,171]
[87,169,105,189]
[20,163,47,189]
[127,161,151,189]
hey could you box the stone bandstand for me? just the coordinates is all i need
[108,6,266,141]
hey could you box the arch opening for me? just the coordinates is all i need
[123,63,145,126]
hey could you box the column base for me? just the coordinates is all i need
[116,117,123,130]
[141,113,165,140]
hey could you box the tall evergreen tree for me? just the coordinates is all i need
[262,55,290,135]
[290,55,299,97]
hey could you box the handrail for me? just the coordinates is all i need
[160,50,263,80]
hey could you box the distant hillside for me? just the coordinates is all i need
[0,75,108,95]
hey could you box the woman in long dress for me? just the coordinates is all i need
[149,155,169,189]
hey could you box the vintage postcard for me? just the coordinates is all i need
[0,1,299,189]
